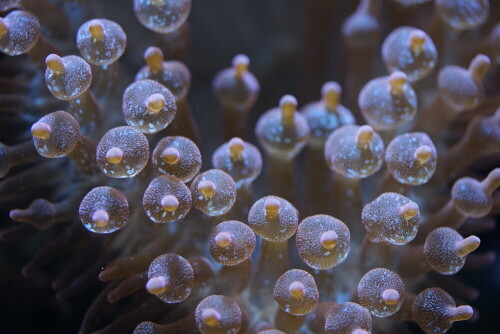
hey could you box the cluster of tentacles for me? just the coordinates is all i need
[1,0,500,333]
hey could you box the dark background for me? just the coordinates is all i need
[0,0,499,333]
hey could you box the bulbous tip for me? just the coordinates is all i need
[400,201,419,219]
[382,288,400,305]
[322,81,342,110]
[389,71,407,94]
[320,230,338,250]
[280,94,298,109]
[146,275,169,295]
[198,180,216,197]
[45,54,65,75]
[289,280,305,300]
[151,0,166,6]
[322,81,342,96]
[161,195,179,212]
[31,121,52,139]
[280,94,298,126]
[351,329,369,334]
[106,147,124,164]
[8,209,19,220]
[92,209,109,228]
[161,147,180,165]
[469,54,490,82]
[409,30,426,54]
[414,145,433,163]
[232,54,249,67]
[232,54,249,77]
[147,93,166,113]
[482,167,500,194]
[88,19,105,40]
[144,46,164,71]
[229,137,245,159]
[356,125,374,149]
[450,305,473,321]
[265,197,281,218]
[201,308,221,327]
[456,235,481,257]
[215,231,233,248]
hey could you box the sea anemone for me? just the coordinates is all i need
[1,1,499,333]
